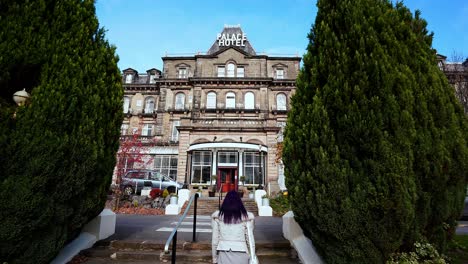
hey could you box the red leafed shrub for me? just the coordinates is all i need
[150,188,163,199]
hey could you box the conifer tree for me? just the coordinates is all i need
[283,0,468,263]
[0,1,123,263]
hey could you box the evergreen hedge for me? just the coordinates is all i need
[0,1,123,263]
[283,0,468,263]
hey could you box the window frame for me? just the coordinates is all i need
[275,68,285,79]
[237,66,245,77]
[207,92,217,109]
[227,63,235,77]
[276,93,287,110]
[175,93,185,110]
[123,97,131,113]
[171,120,180,142]
[144,97,155,113]
[244,92,255,109]
[225,92,236,109]
[177,67,188,79]
[191,151,212,184]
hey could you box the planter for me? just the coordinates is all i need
[170,196,178,205]
[208,191,216,197]
[262,197,269,206]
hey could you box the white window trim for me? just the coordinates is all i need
[171,120,180,142]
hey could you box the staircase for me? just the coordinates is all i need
[181,197,259,216]
[79,239,299,264]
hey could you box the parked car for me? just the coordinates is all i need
[121,169,183,195]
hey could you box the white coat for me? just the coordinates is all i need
[211,210,255,263]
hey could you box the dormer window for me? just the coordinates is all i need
[149,73,157,84]
[437,61,444,71]
[178,67,188,78]
[125,74,133,83]
[275,68,284,79]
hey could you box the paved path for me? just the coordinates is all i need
[105,214,286,244]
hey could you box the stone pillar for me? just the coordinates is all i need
[177,130,190,183]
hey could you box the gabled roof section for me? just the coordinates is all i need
[207,25,256,56]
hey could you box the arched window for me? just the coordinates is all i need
[207,92,217,109]
[277,93,287,110]
[227,63,235,77]
[175,93,185,110]
[145,97,155,113]
[123,97,130,113]
[244,92,254,109]
[226,92,236,109]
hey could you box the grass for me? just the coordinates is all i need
[447,235,468,264]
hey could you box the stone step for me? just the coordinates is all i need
[108,240,291,251]
[80,240,299,263]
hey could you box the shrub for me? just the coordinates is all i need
[0,1,122,263]
[387,242,447,264]
[283,0,468,263]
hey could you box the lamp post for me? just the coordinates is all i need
[12,88,30,118]
[13,88,30,106]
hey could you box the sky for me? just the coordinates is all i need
[95,0,468,73]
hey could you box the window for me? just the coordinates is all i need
[275,68,284,79]
[226,92,236,109]
[207,92,217,109]
[149,73,157,84]
[243,152,264,185]
[175,93,185,110]
[237,67,244,77]
[125,74,133,83]
[142,124,153,136]
[191,151,212,184]
[120,124,129,135]
[227,63,235,77]
[277,121,286,142]
[123,97,131,113]
[217,66,225,77]
[144,97,155,113]
[153,155,178,180]
[171,120,180,142]
[276,93,287,110]
[244,92,254,109]
[178,68,188,78]
[218,152,238,165]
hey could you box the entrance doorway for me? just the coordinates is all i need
[218,168,237,192]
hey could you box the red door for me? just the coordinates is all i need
[218,168,237,192]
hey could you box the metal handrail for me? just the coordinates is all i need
[218,183,224,210]
[164,192,200,263]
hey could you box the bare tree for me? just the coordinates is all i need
[444,52,468,113]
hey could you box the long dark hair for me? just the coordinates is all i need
[219,190,248,224]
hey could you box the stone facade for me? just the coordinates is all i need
[118,25,300,195]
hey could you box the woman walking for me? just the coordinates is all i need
[212,190,257,264]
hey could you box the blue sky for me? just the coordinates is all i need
[95,0,468,73]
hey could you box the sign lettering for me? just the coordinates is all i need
[216,33,247,47]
